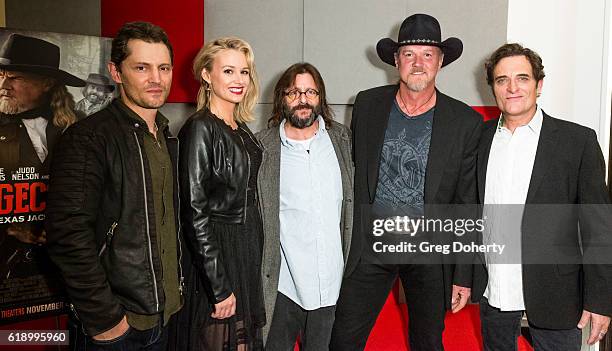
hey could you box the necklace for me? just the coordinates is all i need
[397,89,435,117]
[211,110,237,130]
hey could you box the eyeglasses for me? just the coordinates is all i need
[284,88,320,102]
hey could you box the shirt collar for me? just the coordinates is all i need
[279,115,325,147]
[114,98,169,130]
[497,106,543,136]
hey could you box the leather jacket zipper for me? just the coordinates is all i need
[239,124,263,151]
[236,126,251,222]
[133,131,160,312]
[98,221,118,257]
[168,135,185,295]
[69,303,88,335]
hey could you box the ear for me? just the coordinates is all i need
[108,62,122,84]
[437,48,444,69]
[201,69,211,85]
[536,79,543,96]
[393,53,399,68]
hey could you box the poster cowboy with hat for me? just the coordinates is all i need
[0,32,85,324]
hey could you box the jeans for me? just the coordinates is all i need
[266,292,336,351]
[70,316,171,351]
[480,298,582,351]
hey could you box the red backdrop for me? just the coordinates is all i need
[101,0,204,103]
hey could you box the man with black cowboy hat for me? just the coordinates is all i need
[0,33,84,282]
[75,73,115,116]
[330,14,482,350]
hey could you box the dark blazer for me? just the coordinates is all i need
[473,112,612,329]
[347,84,483,308]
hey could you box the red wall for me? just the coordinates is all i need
[473,106,501,121]
[101,0,204,103]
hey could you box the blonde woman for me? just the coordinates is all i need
[176,37,264,350]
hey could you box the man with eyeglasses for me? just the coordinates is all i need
[256,62,354,350]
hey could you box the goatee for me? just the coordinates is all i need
[283,103,321,129]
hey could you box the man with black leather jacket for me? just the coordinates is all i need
[46,22,183,351]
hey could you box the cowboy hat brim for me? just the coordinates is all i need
[0,63,86,87]
[86,81,115,92]
[376,37,463,68]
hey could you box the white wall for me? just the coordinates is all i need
[507,0,610,168]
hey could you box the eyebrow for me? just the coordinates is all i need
[133,62,172,67]
[495,73,531,80]
[221,65,249,70]
[399,48,436,53]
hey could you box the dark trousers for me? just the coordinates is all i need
[70,316,171,351]
[266,292,336,351]
[480,298,582,351]
[330,263,446,351]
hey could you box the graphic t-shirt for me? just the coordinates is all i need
[373,100,434,217]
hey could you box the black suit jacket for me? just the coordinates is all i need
[347,84,482,308]
[473,112,612,329]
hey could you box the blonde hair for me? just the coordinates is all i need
[49,83,78,129]
[192,37,259,123]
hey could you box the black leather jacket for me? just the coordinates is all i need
[178,108,259,303]
[45,100,183,336]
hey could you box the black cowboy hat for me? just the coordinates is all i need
[84,73,115,92]
[0,33,85,87]
[377,14,463,68]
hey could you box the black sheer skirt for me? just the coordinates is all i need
[201,202,265,350]
[170,202,265,351]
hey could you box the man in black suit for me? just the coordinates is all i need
[330,14,482,351]
[474,43,611,351]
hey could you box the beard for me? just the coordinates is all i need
[0,97,26,115]
[404,69,434,92]
[406,79,428,92]
[282,102,321,129]
[86,93,104,104]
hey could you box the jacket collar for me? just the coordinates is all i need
[112,98,169,133]
[525,111,558,203]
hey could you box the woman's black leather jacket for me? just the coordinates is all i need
[177,108,259,303]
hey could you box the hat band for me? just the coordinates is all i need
[399,39,440,45]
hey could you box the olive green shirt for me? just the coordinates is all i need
[117,101,182,330]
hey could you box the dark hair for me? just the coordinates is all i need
[269,62,334,128]
[485,43,544,86]
[111,21,173,68]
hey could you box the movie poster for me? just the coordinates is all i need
[0,29,114,324]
